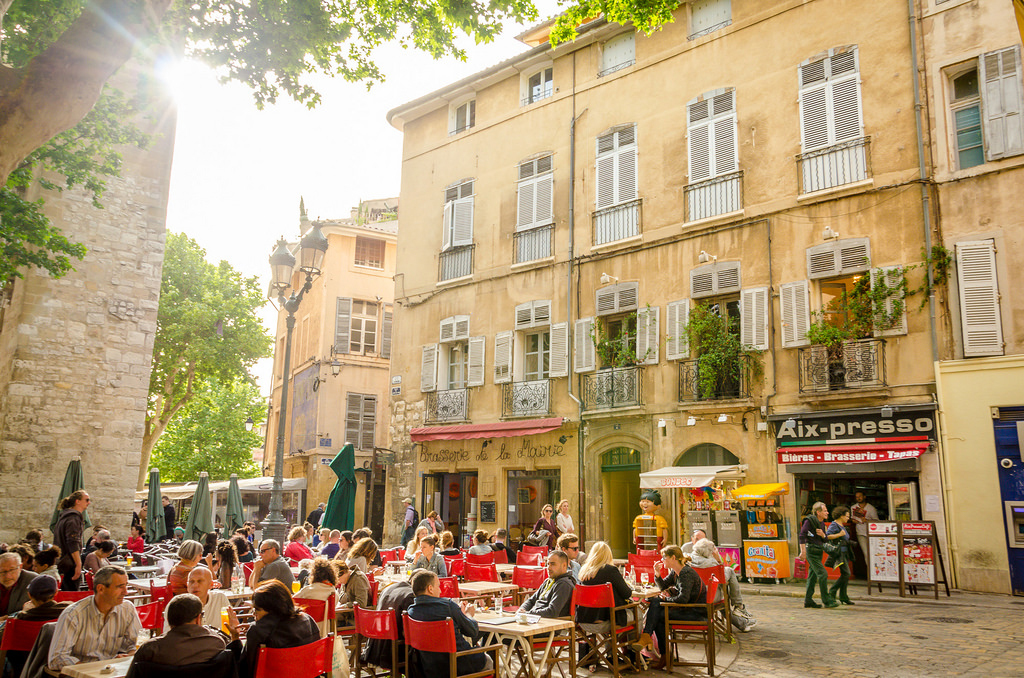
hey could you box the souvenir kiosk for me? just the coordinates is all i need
[730,483,791,582]
[637,465,746,551]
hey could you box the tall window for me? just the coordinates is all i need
[950,67,983,169]
[523,331,550,380]
[946,47,1024,168]
[687,90,737,183]
[525,68,554,105]
[799,47,863,152]
[442,180,474,251]
[344,393,377,451]
[350,300,378,354]
[447,343,468,389]
[354,236,385,269]
[594,125,639,244]
[450,99,476,135]
[599,32,635,77]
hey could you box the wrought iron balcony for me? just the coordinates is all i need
[502,380,551,418]
[685,170,743,222]
[797,136,871,194]
[678,354,752,402]
[582,366,643,411]
[593,199,641,246]
[798,339,887,393]
[439,245,474,282]
[513,224,553,264]
[425,388,469,423]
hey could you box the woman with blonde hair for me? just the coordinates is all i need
[555,499,575,535]
[284,525,314,561]
[631,544,707,668]
[576,541,633,635]
[467,529,491,555]
[438,530,460,556]
[405,525,428,560]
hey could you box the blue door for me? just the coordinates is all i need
[994,408,1024,596]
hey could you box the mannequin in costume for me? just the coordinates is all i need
[632,490,668,551]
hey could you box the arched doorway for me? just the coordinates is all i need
[600,447,642,558]
[674,443,740,467]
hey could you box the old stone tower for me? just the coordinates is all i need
[0,58,176,543]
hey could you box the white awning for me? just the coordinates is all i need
[638,465,746,490]
[134,476,307,502]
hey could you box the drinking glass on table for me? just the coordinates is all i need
[493,596,503,615]
[640,572,649,588]
[291,580,300,594]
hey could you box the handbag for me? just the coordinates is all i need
[822,539,840,556]
[526,528,550,546]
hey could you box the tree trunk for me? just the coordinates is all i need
[0,0,173,187]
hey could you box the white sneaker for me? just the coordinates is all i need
[740,619,757,632]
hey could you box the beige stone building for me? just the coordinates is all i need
[264,199,397,539]
[385,0,1023,593]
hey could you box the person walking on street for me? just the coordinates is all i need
[799,502,837,608]
[555,500,575,535]
[826,506,855,605]
[162,496,176,539]
[52,490,89,591]
[306,503,325,528]
[401,497,418,546]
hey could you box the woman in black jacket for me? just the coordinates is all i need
[575,541,633,628]
[240,580,321,677]
[632,544,707,669]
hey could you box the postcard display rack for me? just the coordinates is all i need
[866,521,949,598]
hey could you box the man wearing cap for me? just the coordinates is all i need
[0,551,37,616]
[4,576,68,677]
[127,594,240,675]
[402,498,418,546]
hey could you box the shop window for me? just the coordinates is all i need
[675,443,740,467]
[507,469,561,541]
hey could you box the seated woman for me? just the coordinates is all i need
[83,540,116,573]
[632,544,707,669]
[31,545,62,581]
[167,539,204,595]
[296,557,339,637]
[213,538,239,590]
[575,541,633,632]
[404,526,429,562]
[232,535,254,563]
[201,532,219,568]
[438,530,460,557]
[335,531,354,561]
[467,529,492,556]
[346,536,380,575]
[126,524,145,555]
[411,534,447,577]
[283,526,315,562]
[336,561,371,613]
[240,580,320,677]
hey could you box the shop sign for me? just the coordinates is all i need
[868,522,898,535]
[419,438,567,464]
[901,522,933,536]
[747,524,778,539]
[775,410,934,444]
[777,447,924,464]
[743,540,791,579]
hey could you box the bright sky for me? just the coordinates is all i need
[163,5,560,395]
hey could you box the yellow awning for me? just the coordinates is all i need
[730,482,790,500]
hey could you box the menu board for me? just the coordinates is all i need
[868,521,900,582]
[902,522,935,584]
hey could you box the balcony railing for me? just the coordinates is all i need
[797,136,871,194]
[685,170,743,222]
[678,354,752,402]
[514,224,553,264]
[798,339,887,393]
[593,199,642,246]
[502,380,551,418]
[439,244,474,282]
[583,366,643,411]
[426,388,469,423]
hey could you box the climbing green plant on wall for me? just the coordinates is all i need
[682,304,763,400]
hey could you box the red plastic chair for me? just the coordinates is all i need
[637,549,659,557]
[511,566,548,605]
[0,618,48,668]
[254,635,334,678]
[136,600,165,637]
[663,576,720,675]
[522,544,549,556]
[394,549,406,560]
[54,590,91,602]
[516,551,544,567]
[294,593,337,635]
[380,550,398,565]
[571,583,641,677]
[491,548,508,565]
[438,576,461,599]
[464,563,499,583]
[693,564,732,642]
[466,551,494,565]
[353,605,402,678]
[403,613,500,678]
[243,561,255,582]
[150,582,174,607]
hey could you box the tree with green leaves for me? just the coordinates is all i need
[142,232,271,489]
[149,377,266,482]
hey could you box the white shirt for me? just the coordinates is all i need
[851,502,879,533]
[556,512,575,535]
[201,589,231,627]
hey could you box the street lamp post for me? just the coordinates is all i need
[263,224,328,545]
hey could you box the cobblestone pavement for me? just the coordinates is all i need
[603,582,1024,677]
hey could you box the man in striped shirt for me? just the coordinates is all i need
[48,566,142,671]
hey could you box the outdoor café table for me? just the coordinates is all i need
[476,611,575,678]
[457,580,518,600]
[58,655,133,678]
[109,563,161,578]
[629,584,663,614]
[127,577,164,593]
[495,563,516,578]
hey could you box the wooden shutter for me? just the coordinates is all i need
[452,196,474,246]
[334,297,352,354]
[517,178,535,230]
[421,344,438,392]
[690,262,741,298]
[535,172,554,225]
[636,306,660,365]
[467,337,485,387]
[361,395,377,450]
[980,46,1024,160]
[515,300,552,329]
[595,282,639,316]
[439,317,456,342]
[618,144,637,203]
[800,57,830,151]
[574,317,595,373]
[799,48,862,151]
[956,240,1003,356]
[807,238,870,279]
[441,201,454,251]
[691,266,715,298]
[871,267,907,337]
[380,304,393,359]
[515,302,534,329]
[494,331,513,384]
[687,100,712,183]
[830,50,863,143]
[596,126,637,208]
[665,299,690,360]
[596,154,615,209]
[740,287,769,350]
[549,322,569,377]
[345,393,363,448]
[450,315,471,342]
[780,281,810,347]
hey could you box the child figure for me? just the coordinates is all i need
[632,490,668,551]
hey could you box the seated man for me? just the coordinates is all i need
[489,528,516,564]
[0,551,37,616]
[249,539,294,588]
[680,529,705,556]
[407,570,493,676]
[319,530,342,559]
[518,551,576,618]
[48,566,143,671]
[4,576,68,678]
[556,533,582,578]
[126,594,240,676]
[361,569,419,670]
[689,537,756,631]
[187,565,232,626]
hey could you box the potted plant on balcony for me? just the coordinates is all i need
[683,304,763,400]
[592,311,649,368]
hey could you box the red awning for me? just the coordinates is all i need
[411,417,565,442]
[777,442,929,465]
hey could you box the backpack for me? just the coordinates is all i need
[411,507,419,524]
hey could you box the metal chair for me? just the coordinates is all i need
[662,576,720,676]
[571,583,641,678]
[352,604,403,678]
[402,613,500,678]
[254,635,334,678]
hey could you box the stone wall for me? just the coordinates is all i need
[0,59,176,544]
[385,396,424,546]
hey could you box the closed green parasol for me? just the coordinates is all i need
[321,443,357,531]
[184,471,214,543]
[223,473,245,537]
[50,456,91,533]
[145,468,166,542]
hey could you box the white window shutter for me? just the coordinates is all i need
[596,154,615,208]
[452,196,474,246]
[454,315,471,341]
[956,240,1004,356]
[360,395,377,451]
[549,322,569,377]
[439,317,456,343]
[617,282,639,311]
[806,242,839,279]
[713,114,738,175]
[872,267,907,337]
[780,281,810,347]
[515,302,534,329]
[688,121,712,182]
[574,317,595,373]
[334,297,352,354]
[532,300,552,325]
[441,201,453,251]
[467,336,485,387]
[345,393,363,448]
[740,287,769,350]
[494,331,513,384]
[381,305,393,359]
[691,266,715,298]
[980,46,1024,160]
[617,145,638,203]
[831,74,863,143]
[517,180,536,230]
[715,261,742,294]
[596,287,618,316]
[421,344,438,392]
[535,173,554,225]
[636,306,660,365]
[665,299,690,360]
[800,82,829,151]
